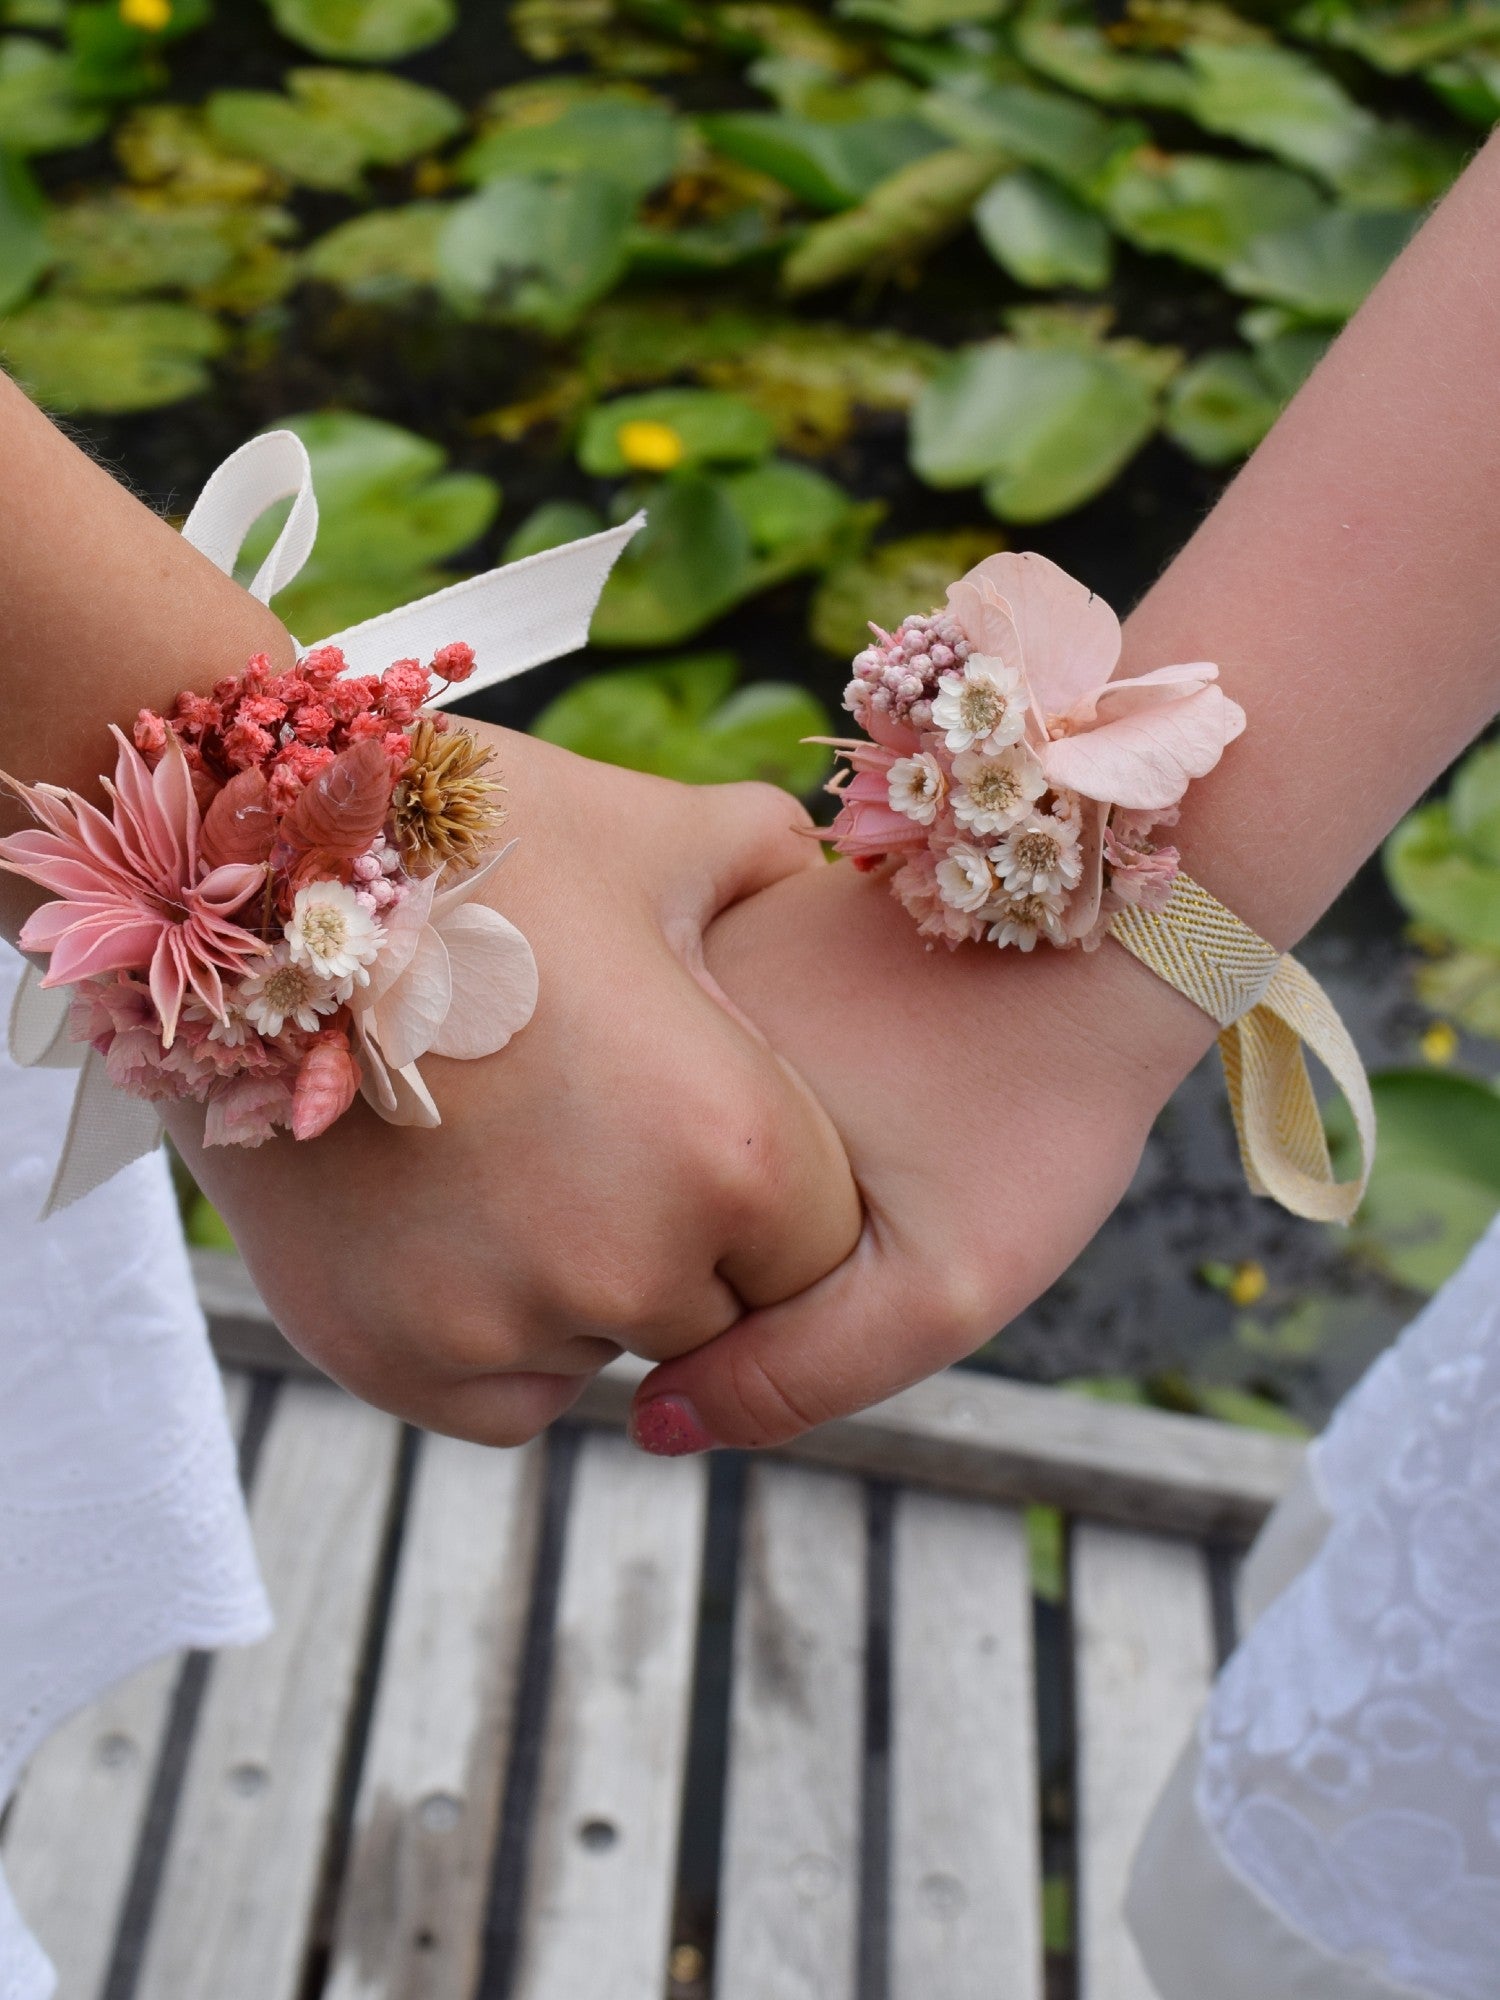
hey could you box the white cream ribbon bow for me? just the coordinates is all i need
[9,429,643,1215]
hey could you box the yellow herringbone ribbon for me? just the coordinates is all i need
[1110,874,1376,1225]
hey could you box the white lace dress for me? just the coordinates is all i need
[0,939,269,2000]
[1129,1208,1500,2000]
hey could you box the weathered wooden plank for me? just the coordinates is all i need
[197,1250,1301,1537]
[132,1379,403,2000]
[509,1430,708,2000]
[888,1489,1042,2000]
[1,1374,253,2000]
[323,1432,546,2000]
[716,1461,866,2000]
[1071,1524,1216,2000]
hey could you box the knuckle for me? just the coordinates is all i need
[562,1257,670,1339]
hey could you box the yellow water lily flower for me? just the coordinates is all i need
[121,0,172,30]
[617,418,685,472]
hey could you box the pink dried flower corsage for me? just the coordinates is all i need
[0,642,536,1149]
[825,551,1245,952]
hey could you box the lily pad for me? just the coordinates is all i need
[591,475,755,648]
[1102,149,1324,274]
[207,68,462,194]
[974,168,1112,289]
[1329,1069,1500,1294]
[0,35,106,153]
[1294,0,1500,75]
[503,500,605,564]
[0,294,224,411]
[1012,6,1197,112]
[811,526,1002,657]
[783,143,1007,293]
[436,171,635,330]
[912,335,1162,521]
[837,0,1009,26]
[116,105,281,204]
[304,201,446,298]
[1416,948,1500,1043]
[45,193,289,298]
[1386,740,1500,951]
[267,0,457,61]
[239,411,500,640]
[1164,350,1283,465]
[921,79,1131,194]
[0,149,49,314]
[700,110,946,211]
[1226,207,1416,319]
[460,96,682,198]
[577,388,775,475]
[532,651,832,793]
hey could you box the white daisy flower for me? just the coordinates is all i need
[930,654,1027,755]
[985,891,1068,953]
[935,843,996,914]
[285,880,382,990]
[949,743,1046,835]
[237,944,342,1037]
[886,752,947,825]
[990,811,1084,899]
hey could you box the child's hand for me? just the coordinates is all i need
[626,857,1218,1452]
[167,725,862,1444]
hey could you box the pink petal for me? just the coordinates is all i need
[39,913,165,984]
[363,870,438,1005]
[944,567,1025,675]
[427,906,538,1059]
[1062,798,1109,940]
[1041,686,1245,812]
[863,710,922,755]
[358,1054,441,1129]
[291,1034,360,1141]
[429,839,516,922]
[1058,660,1220,730]
[956,553,1120,716]
[194,861,267,913]
[369,925,451,1069]
[149,931,188,1047]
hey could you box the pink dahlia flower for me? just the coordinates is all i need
[946,552,1246,813]
[0,729,268,1044]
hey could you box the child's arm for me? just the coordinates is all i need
[0,385,861,1439]
[642,132,1500,1455]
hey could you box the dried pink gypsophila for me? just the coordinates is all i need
[844,612,971,733]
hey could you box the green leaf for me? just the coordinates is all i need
[1226,208,1416,320]
[503,500,604,564]
[116,104,280,203]
[0,149,48,313]
[700,111,945,211]
[1416,949,1500,1042]
[0,35,106,153]
[837,0,1009,27]
[592,475,756,648]
[783,143,1007,293]
[1329,1069,1500,1294]
[460,96,681,198]
[1102,149,1324,275]
[974,168,1111,289]
[811,527,1000,657]
[1026,1505,1065,1605]
[1013,5,1196,111]
[1164,350,1282,465]
[912,337,1159,521]
[921,79,1130,193]
[304,201,446,298]
[1294,0,1500,76]
[237,411,500,637]
[577,389,775,475]
[267,0,457,61]
[1178,41,1378,185]
[207,68,462,193]
[722,459,860,557]
[531,651,832,792]
[1193,1386,1310,1439]
[436,172,635,331]
[1385,741,1500,950]
[45,193,288,298]
[0,295,224,411]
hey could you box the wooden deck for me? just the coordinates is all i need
[2,1250,1302,2000]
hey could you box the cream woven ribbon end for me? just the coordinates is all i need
[1109,873,1376,1226]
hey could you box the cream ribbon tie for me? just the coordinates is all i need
[1110,873,1377,1225]
[10,430,643,1215]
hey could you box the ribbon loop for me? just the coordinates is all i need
[180,429,319,605]
[1111,874,1376,1225]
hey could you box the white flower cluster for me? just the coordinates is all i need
[233,881,386,1039]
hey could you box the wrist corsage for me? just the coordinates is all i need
[825,550,1376,1226]
[1,641,533,1149]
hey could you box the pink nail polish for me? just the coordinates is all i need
[629,1393,716,1457]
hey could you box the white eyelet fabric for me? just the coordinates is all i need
[0,940,269,2000]
[1130,1211,1500,2000]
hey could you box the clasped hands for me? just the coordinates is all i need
[170,719,1219,1453]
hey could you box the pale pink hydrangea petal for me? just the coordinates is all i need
[368,925,451,1070]
[1041,683,1246,811]
[1061,798,1109,940]
[362,870,438,1005]
[426,906,538,1059]
[950,553,1120,715]
[1054,660,1223,729]
[428,838,517,921]
[943,570,1026,677]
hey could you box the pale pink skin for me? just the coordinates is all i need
[0,729,266,1043]
[945,553,1246,813]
